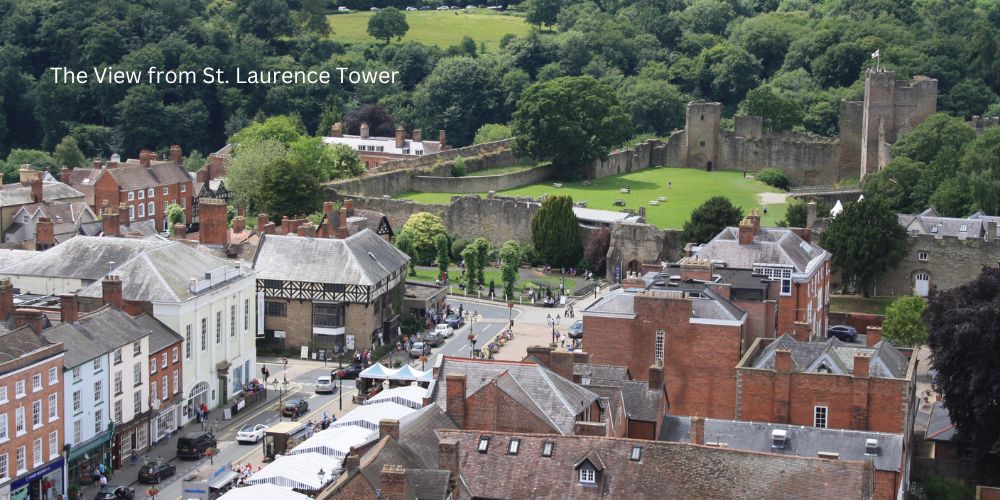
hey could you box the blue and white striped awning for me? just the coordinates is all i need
[219,484,310,500]
[245,452,340,490]
[365,385,426,409]
[289,425,375,458]
[328,401,416,431]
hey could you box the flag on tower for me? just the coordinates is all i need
[871,49,880,59]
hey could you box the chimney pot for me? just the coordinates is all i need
[395,126,405,149]
[360,122,370,139]
[865,326,882,348]
[13,308,45,333]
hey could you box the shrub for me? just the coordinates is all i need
[451,157,467,177]
[755,167,790,190]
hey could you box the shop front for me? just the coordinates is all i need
[10,457,63,500]
[67,425,114,490]
[111,414,149,470]
[150,404,180,445]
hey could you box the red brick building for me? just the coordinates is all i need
[691,210,832,340]
[735,332,918,434]
[0,315,65,500]
[428,357,605,436]
[67,147,194,233]
[142,316,183,447]
[323,123,446,169]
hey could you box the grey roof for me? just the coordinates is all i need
[358,437,424,490]
[621,381,660,422]
[925,402,956,442]
[898,211,988,239]
[430,357,600,435]
[13,201,95,225]
[694,227,828,274]
[0,236,170,281]
[77,241,251,303]
[661,415,904,472]
[0,182,85,207]
[103,162,190,191]
[572,364,629,387]
[748,333,909,379]
[0,326,60,364]
[583,290,635,315]
[134,315,183,353]
[120,219,160,237]
[398,404,456,469]
[252,229,408,286]
[404,469,450,500]
[584,288,746,323]
[40,306,153,367]
[0,250,41,271]
[572,207,642,224]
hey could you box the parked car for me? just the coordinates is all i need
[282,399,309,417]
[405,6,417,10]
[315,375,334,394]
[337,6,350,11]
[423,333,444,347]
[95,486,134,500]
[445,315,464,329]
[176,431,217,459]
[336,363,364,379]
[410,342,431,358]
[568,320,584,339]
[137,461,176,483]
[435,323,454,338]
[827,325,858,342]
[236,424,268,444]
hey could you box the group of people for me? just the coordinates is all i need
[304,412,335,438]
[233,463,261,486]
[90,463,108,489]
[195,401,210,423]
[352,350,371,365]
[562,304,575,317]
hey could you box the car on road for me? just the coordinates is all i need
[315,375,334,394]
[435,323,454,338]
[405,6,417,10]
[827,325,858,342]
[409,342,431,358]
[176,431,217,459]
[282,399,309,417]
[422,333,444,347]
[445,315,465,329]
[568,320,584,339]
[236,424,268,444]
[336,363,364,379]
[137,461,176,484]
[95,486,134,500]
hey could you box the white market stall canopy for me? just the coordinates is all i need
[219,484,311,500]
[365,385,426,409]
[245,452,340,490]
[329,401,416,431]
[359,362,433,382]
[289,424,375,458]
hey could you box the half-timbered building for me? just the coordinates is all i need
[250,229,409,353]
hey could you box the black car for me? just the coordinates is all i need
[445,314,465,329]
[176,431,217,459]
[568,320,584,339]
[336,363,364,380]
[282,399,309,417]
[95,486,134,500]
[423,334,444,347]
[138,460,176,484]
[827,325,858,342]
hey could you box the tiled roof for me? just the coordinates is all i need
[13,201,95,225]
[747,334,909,379]
[398,404,456,469]
[898,211,987,239]
[572,364,629,387]
[135,314,183,353]
[430,357,600,435]
[404,469,450,500]
[103,162,190,191]
[77,241,251,303]
[925,402,956,442]
[0,325,61,364]
[0,236,170,281]
[358,437,424,490]
[660,415,904,472]
[0,250,40,271]
[41,306,157,367]
[620,381,660,422]
[252,230,408,286]
[694,227,828,275]
[0,182,84,207]
[119,219,160,237]
[437,429,873,499]
[584,287,746,323]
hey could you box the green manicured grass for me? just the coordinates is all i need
[465,164,536,177]
[328,10,531,48]
[830,295,896,315]
[409,265,577,292]
[397,167,790,229]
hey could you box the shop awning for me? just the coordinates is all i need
[68,428,114,462]
[219,484,311,500]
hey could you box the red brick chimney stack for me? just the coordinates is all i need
[173,224,187,238]
[30,175,43,204]
[412,129,422,142]
[0,278,14,320]
[395,126,405,149]
[102,205,120,237]
[738,217,755,245]
[344,199,354,216]
[13,309,45,333]
[380,465,406,500]
[102,275,124,310]
[648,362,664,391]
[199,198,228,245]
[119,203,130,226]
[438,129,446,147]
[232,216,245,234]
[445,374,467,428]
[60,166,71,185]
[35,217,55,250]
[169,145,183,164]
[337,207,349,238]
[379,419,400,441]
[360,122,370,139]
[853,352,870,378]
[690,416,705,445]
[330,122,343,138]
[92,158,102,169]
[774,348,792,372]
[139,149,153,168]
[60,294,79,324]
[866,326,882,348]
[438,439,460,493]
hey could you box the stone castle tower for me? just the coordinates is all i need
[854,70,938,178]
[684,102,722,171]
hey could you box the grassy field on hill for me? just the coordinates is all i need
[327,10,531,48]
[397,167,789,229]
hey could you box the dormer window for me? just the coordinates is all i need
[541,441,553,457]
[629,445,642,461]
[477,436,490,453]
[771,429,787,450]
[864,438,879,456]
[931,226,939,233]
[507,438,520,455]
[960,224,968,232]
[579,468,596,484]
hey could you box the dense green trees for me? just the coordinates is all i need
[53,136,85,168]
[513,77,631,176]
[397,213,447,266]
[882,296,928,347]
[531,196,582,269]
[819,199,907,295]
[473,124,513,145]
[499,240,522,300]
[368,8,409,43]
[738,86,803,131]
[435,234,450,278]
[682,196,743,244]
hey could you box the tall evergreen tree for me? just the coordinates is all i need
[682,196,743,244]
[531,196,582,269]
[435,234,450,279]
[819,199,907,295]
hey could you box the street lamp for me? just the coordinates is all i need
[273,380,284,421]
[316,468,325,490]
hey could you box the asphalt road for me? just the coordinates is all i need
[419,299,515,366]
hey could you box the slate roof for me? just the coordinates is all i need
[747,333,909,379]
[0,326,61,364]
[252,229,408,286]
[322,135,443,155]
[660,415,904,472]
[430,357,600,435]
[135,314,183,353]
[572,364,629,388]
[584,287,746,323]
[358,437,425,490]
[77,241,251,303]
[437,429,873,499]
[119,219,160,237]
[0,181,85,207]
[404,469,450,500]
[898,211,987,239]
[0,250,40,271]
[694,226,829,276]
[620,381,660,422]
[397,404,456,469]
[13,202,95,226]
[41,306,155,367]
[0,236,170,281]
[103,162,190,191]
[925,402,956,442]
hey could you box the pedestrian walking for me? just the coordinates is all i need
[555,315,560,325]
[99,475,107,490]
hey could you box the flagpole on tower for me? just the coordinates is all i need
[872,48,881,72]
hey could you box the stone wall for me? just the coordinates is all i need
[876,234,1000,296]
[718,132,841,186]
[376,139,514,172]
[583,139,666,179]
[411,164,559,194]
[605,222,684,280]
